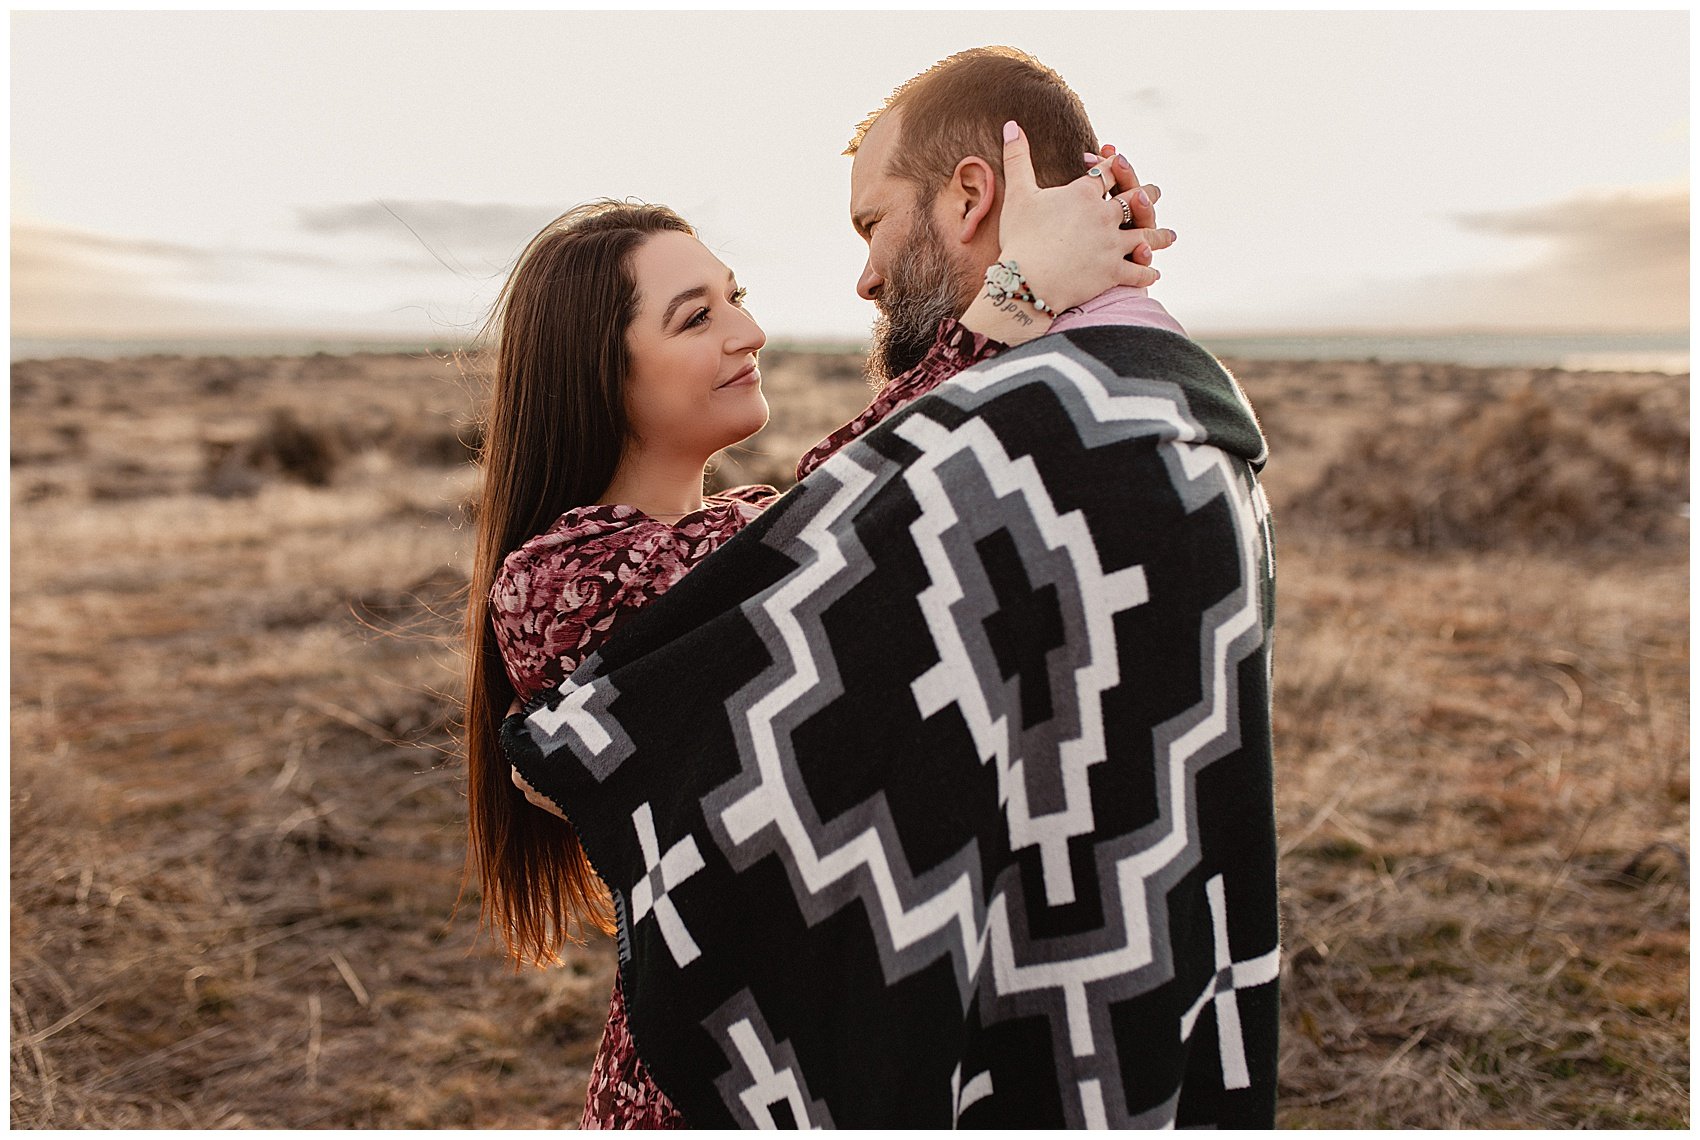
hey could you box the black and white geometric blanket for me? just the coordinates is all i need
[504,326,1281,1128]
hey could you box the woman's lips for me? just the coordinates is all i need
[717,363,760,389]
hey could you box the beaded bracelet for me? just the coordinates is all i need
[982,259,1054,315]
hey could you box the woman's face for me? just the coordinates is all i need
[623,231,769,460]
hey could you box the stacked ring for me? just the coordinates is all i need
[1116,197,1133,228]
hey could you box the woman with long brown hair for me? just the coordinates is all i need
[464,125,1167,1127]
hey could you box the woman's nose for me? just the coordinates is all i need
[730,305,766,353]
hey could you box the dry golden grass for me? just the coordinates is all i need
[1271,538,1687,1126]
[10,348,1688,1127]
[1240,353,1689,1125]
[1290,379,1686,550]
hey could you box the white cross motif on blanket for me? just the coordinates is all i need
[628,802,706,967]
[727,1017,822,1128]
[1179,874,1281,1089]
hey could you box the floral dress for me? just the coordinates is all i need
[491,488,775,1129]
[489,319,1006,1129]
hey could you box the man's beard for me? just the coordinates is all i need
[866,216,972,389]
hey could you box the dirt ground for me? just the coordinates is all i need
[10,347,1688,1127]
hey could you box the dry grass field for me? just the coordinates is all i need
[10,346,1688,1127]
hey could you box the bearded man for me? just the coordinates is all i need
[794,47,1191,484]
[506,46,1279,1129]
[853,51,1186,391]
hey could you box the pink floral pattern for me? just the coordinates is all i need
[492,486,776,703]
[794,318,1006,482]
[579,974,685,1130]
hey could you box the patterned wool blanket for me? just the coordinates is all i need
[504,326,1281,1128]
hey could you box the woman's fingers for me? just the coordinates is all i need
[1087,146,1144,196]
[1003,120,1041,197]
[1121,169,1156,229]
[1127,224,1177,252]
[1118,260,1161,288]
[1112,225,1176,286]
[1108,154,1143,197]
[512,765,568,820]
[1079,159,1114,199]
[1003,130,1172,309]
[1081,149,1162,231]
[506,701,561,817]
[1081,154,1157,229]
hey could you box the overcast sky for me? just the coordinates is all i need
[10,10,1689,342]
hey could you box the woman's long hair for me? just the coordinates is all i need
[465,200,695,967]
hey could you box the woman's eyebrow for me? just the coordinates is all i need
[659,271,739,328]
[660,285,709,328]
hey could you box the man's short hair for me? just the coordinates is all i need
[846,46,1097,205]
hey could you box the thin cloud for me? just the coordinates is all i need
[294,200,568,282]
[296,200,561,251]
[14,223,343,272]
[1456,187,1686,262]
[11,223,381,337]
[1448,187,1687,329]
[1335,185,1688,331]
[24,227,219,265]
[11,224,272,336]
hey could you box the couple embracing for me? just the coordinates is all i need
[463,46,1278,1129]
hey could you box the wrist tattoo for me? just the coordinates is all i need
[994,299,1035,327]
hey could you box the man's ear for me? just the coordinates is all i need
[944,155,999,246]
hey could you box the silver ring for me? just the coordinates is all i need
[1116,195,1133,228]
[1089,167,1112,196]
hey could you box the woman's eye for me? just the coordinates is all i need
[683,288,747,330]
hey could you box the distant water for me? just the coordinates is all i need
[9,336,464,363]
[11,330,1690,374]
[1195,331,1688,374]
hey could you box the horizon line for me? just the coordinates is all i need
[13,325,1691,347]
